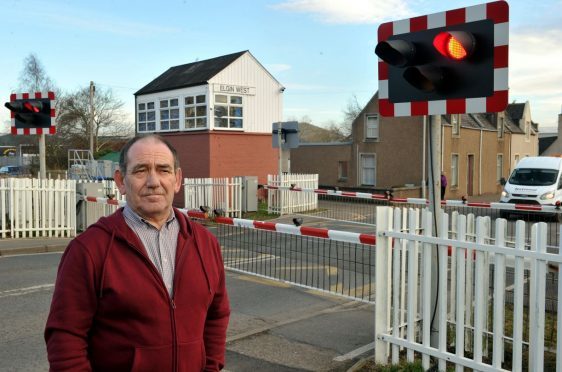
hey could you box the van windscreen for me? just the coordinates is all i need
[508,168,558,186]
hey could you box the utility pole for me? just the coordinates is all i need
[89,81,95,158]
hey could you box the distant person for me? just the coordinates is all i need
[441,172,447,200]
[45,135,230,371]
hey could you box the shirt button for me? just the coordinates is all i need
[163,258,168,263]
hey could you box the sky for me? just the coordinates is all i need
[1,0,561,133]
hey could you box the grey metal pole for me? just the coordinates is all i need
[89,81,95,157]
[428,114,442,347]
[278,122,283,216]
[39,134,46,179]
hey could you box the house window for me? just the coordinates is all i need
[138,101,156,133]
[514,154,520,166]
[497,154,503,182]
[214,94,243,129]
[525,120,531,141]
[338,161,348,181]
[451,154,459,187]
[365,114,379,140]
[451,114,460,136]
[360,154,376,186]
[184,95,207,129]
[159,98,180,131]
[497,116,504,139]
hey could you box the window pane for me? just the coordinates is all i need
[185,96,194,105]
[214,105,227,118]
[161,121,169,130]
[215,95,227,104]
[160,100,168,108]
[147,102,154,110]
[196,118,207,128]
[170,109,180,119]
[196,95,206,104]
[147,111,156,121]
[196,106,206,116]
[185,107,195,117]
[230,106,243,117]
[138,103,146,111]
[139,122,147,132]
[147,122,156,131]
[230,96,242,104]
[138,112,146,121]
[185,119,195,129]
[216,118,228,128]
[231,119,243,128]
[170,120,179,130]
[170,99,178,107]
[160,110,169,120]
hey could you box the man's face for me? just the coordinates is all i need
[115,138,182,226]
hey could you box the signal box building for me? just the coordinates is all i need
[134,51,283,195]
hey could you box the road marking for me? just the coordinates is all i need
[333,341,375,361]
[0,284,54,298]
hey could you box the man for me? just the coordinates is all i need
[45,135,230,371]
[441,172,447,200]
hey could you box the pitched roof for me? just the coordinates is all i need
[506,102,526,122]
[135,51,247,96]
[539,136,557,154]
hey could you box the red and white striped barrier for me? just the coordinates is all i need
[264,185,561,213]
[81,195,377,246]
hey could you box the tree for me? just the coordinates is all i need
[341,94,363,137]
[56,85,134,156]
[18,53,57,93]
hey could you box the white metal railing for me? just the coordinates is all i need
[267,173,318,215]
[184,177,242,217]
[375,206,560,371]
[0,178,76,238]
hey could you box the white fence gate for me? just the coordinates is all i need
[184,177,242,217]
[375,206,561,372]
[0,178,76,238]
[267,174,318,215]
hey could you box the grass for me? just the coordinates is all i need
[241,202,279,221]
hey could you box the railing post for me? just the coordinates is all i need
[375,206,392,364]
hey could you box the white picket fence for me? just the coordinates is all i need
[0,178,76,238]
[184,177,242,217]
[267,174,318,215]
[375,206,561,371]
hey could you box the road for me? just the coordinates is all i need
[0,251,373,371]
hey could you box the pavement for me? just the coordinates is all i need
[0,236,374,371]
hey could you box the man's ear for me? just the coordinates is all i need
[114,169,127,195]
[174,167,183,193]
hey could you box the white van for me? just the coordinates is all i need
[500,156,562,218]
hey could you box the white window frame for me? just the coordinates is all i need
[159,98,180,132]
[360,153,376,186]
[497,115,504,139]
[451,114,460,137]
[214,94,244,130]
[137,101,156,133]
[451,154,459,187]
[365,114,379,140]
[497,154,503,183]
[184,94,208,130]
[338,161,348,181]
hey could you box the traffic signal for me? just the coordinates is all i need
[4,92,56,134]
[375,1,509,117]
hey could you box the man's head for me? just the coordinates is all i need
[114,135,182,227]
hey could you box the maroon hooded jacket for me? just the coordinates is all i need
[45,208,230,371]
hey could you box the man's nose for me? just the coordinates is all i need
[146,170,159,186]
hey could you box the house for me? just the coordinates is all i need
[291,94,539,199]
[134,51,284,204]
[539,109,562,156]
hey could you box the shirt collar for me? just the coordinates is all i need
[123,205,176,228]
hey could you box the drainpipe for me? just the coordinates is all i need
[422,115,427,198]
[479,129,482,195]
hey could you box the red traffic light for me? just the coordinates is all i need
[433,31,475,61]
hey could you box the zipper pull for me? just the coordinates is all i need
[171,299,176,309]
